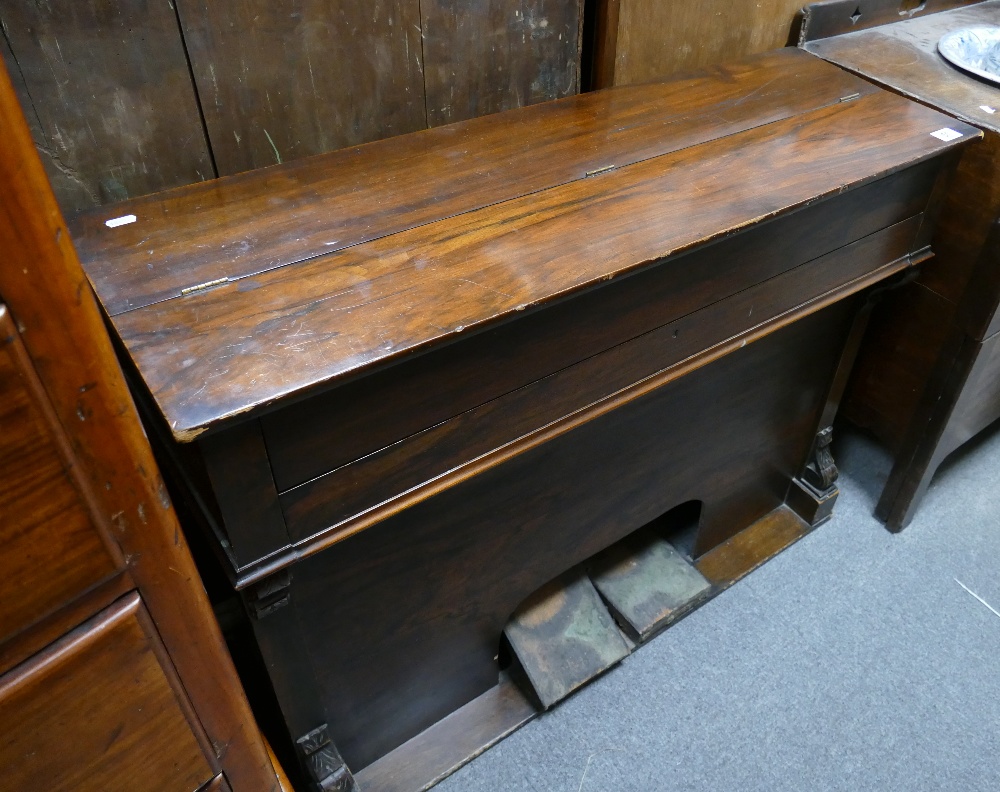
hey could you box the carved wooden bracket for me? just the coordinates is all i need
[803,426,839,491]
[296,725,358,792]
[244,569,291,619]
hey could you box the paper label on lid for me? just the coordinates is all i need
[105,214,136,228]
[930,128,964,142]
[980,105,996,114]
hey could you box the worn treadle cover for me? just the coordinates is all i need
[591,529,712,642]
[504,573,630,709]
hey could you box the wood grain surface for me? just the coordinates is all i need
[420,0,582,126]
[260,162,936,492]
[276,217,924,549]
[0,0,214,212]
[0,306,120,648]
[0,594,213,792]
[73,48,870,317]
[92,82,975,439]
[599,0,806,86]
[173,0,427,176]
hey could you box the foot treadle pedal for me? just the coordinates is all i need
[504,572,630,709]
[590,528,712,642]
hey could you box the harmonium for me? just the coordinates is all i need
[70,48,975,791]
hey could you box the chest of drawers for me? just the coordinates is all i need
[72,48,975,788]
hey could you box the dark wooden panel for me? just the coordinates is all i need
[72,48,873,317]
[420,0,582,127]
[0,594,214,792]
[262,164,936,491]
[174,0,426,176]
[0,306,120,647]
[945,330,1000,452]
[278,216,922,545]
[799,0,982,43]
[264,303,854,769]
[103,91,974,439]
[0,0,213,213]
[918,132,1000,307]
[842,282,956,453]
[200,420,290,568]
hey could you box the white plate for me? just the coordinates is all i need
[938,26,1000,86]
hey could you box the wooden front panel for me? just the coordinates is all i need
[0,306,119,647]
[261,301,856,769]
[420,0,582,127]
[0,1,214,212]
[261,164,936,494]
[0,593,214,792]
[277,215,924,546]
[944,330,1000,456]
[175,0,427,176]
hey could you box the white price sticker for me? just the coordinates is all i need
[930,128,964,142]
[105,214,137,228]
[980,105,997,114]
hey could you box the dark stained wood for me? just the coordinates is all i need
[799,0,982,43]
[355,672,536,791]
[90,87,973,440]
[0,305,121,648]
[0,594,214,792]
[0,57,280,791]
[420,0,583,127]
[256,304,856,769]
[0,0,213,213]
[173,0,426,176]
[261,164,937,492]
[200,421,290,569]
[803,1,1000,526]
[73,50,972,778]
[72,48,874,318]
[278,217,924,550]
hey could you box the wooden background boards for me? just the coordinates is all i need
[0,0,582,213]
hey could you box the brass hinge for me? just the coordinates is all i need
[180,277,230,296]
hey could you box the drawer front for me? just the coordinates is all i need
[279,214,923,545]
[260,162,939,493]
[0,306,121,645]
[0,593,214,792]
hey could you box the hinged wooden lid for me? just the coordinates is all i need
[72,47,978,441]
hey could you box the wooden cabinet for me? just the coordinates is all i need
[0,60,282,792]
[0,595,213,792]
[800,0,1000,528]
[70,48,974,790]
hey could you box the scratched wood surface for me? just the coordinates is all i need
[173,0,427,176]
[73,49,865,317]
[420,0,582,126]
[0,307,120,650]
[73,51,977,440]
[0,1,214,213]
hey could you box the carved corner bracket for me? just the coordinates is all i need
[296,725,359,792]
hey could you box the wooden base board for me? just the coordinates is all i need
[355,505,814,792]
